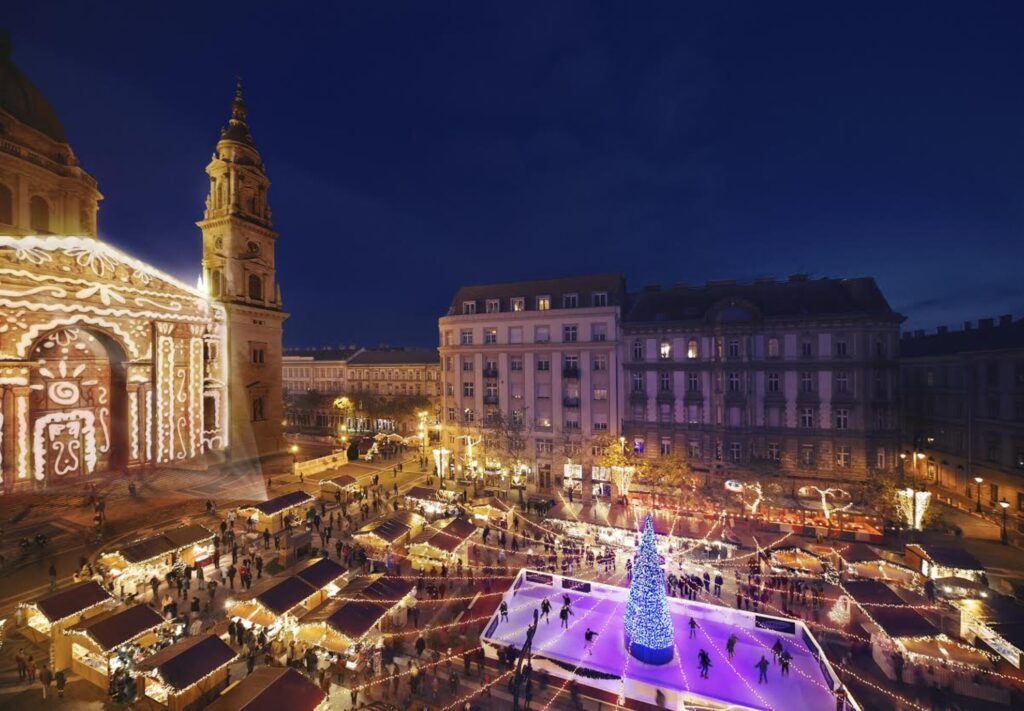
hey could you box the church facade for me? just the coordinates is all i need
[0,36,284,490]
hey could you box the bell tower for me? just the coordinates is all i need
[198,81,286,460]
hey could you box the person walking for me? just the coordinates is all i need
[697,649,711,679]
[55,668,66,698]
[26,655,37,683]
[726,633,737,660]
[755,655,770,684]
[38,662,52,699]
[15,648,26,681]
[772,637,784,664]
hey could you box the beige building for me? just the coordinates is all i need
[901,316,1024,534]
[622,276,903,487]
[282,347,360,395]
[199,82,287,460]
[438,275,624,490]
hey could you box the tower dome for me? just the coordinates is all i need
[0,32,66,142]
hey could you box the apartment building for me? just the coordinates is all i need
[282,347,360,395]
[621,276,904,486]
[438,274,625,489]
[345,348,442,399]
[901,316,1024,532]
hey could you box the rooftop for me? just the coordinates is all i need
[68,603,164,652]
[346,347,439,365]
[138,634,236,691]
[901,314,1024,357]
[283,346,362,361]
[205,667,326,711]
[30,581,111,622]
[448,273,627,315]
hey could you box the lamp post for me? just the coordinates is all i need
[974,476,984,513]
[999,497,1010,545]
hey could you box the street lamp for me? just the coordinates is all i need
[999,497,1010,545]
[974,476,984,513]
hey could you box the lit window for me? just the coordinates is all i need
[511,297,525,312]
[484,328,497,344]
[767,337,780,358]
[537,295,550,311]
[659,341,672,360]
[687,339,699,359]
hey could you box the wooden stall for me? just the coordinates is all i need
[136,633,237,711]
[905,544,986,585]
[318,473,360,504]
[97,524,214,598]
[18,581,113,669]
[205,667,328,711]
[405,485,456,519]
[470,496,512,527]
[293,557,347,604]
[64,604,166,690]
[408,517,477,570]
[353,511,425,552]
[239,491,316,534]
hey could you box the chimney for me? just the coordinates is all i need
[999,314,1012,327]
[979,318,994,329]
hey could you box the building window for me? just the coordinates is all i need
[688,441,701,459]
[535,326,550,343]
[563,325,578,342]
[591,323,607,341]
[592,291,608,307]
[800,407,815,428]
[767,442,781,461]
[485,299,500,313]
[801,340,813,358]
[593,355,608,371]
[836,370,850,394]
[727,340,740,359]
[800,444,815,466]
[251,397,265,422]
[659,371,671,392]
[509,326,523,344]
[248,274,263,300]
[511,297,525,312]
[876,449,886,470]
[728,372,741,392]
[767,337,780,358]
[464,408,475,423]
[687,339,699,359]
[537,295,551,311]
[446,407,456,422]
[632,339,644,361]
[484,328,497,344]
[660,437,672,456]
[460,329,473,345]
[29,195,50,233]
[687,372,699,392]
[835,408,849,430]
[729,442,741,462]
[632,372,644,393]
[444,356,453,372]
[462,301,477,315]
[659,341,672,360]
[445,382,454,396]
[836,446,852,468]
[536,439,553,455]
[835,339,848,357]
[537,357,550,372]
[0,184,12,225]
[462,359,473,372]
[510,356,523,371]
[250,344,266,365]
[563,293,579,308]
[800,371,814,393]
[767,372,780,393]
[462,382,474,397]
[593,417,608,431]
[593,387,608,401]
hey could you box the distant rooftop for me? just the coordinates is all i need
[448,273,627,315]
[283,346,362,361]
[347,347,438,365]
[901,314,1023,358]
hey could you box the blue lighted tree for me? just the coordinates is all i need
[623,512,675,665]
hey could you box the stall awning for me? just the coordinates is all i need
[406,486,439,501]
[162,524,214,549]
[28,581,112,623]
[205,667,326,711]
[120,534,177,564]
[255,576,318,616]
[844,580,938,639]
[251,491,315,516]
[427,518,477,553]
[908,544,985,571]
[324,599,391,639]
[841,543,884,564]
[294,557,346,590]
[356,519,409,543]
[67,603,164,652]
[319,474,356,489]
[137,634,237,692]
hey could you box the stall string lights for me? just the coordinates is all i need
[833,662,929,711]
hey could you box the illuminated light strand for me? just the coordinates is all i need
[696,623,775,710]
[834,662,929,711]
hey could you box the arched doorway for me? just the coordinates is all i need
[28,325,128,482]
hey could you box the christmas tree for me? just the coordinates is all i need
[623,513,675,665]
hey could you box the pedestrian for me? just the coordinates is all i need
[15,648,26,681]
[416,635,426,657]
[559,604,573,629]
[583,627,599,655]
[780,650,792,676]
[26,655,36,683]
[39,662,52,699]
[772,637,784,664]
[499,600,509,623]
[688,616,698,639]
[55,668,66,698]
[726,633,737,659]
[541,597,551,623]
[698,649,711,678]
[755,655,770,684]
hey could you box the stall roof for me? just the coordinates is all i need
[406,486,438,501]
[206,667,326,711]
[909,544,985,571]
[428,518,478,552]
[320,473,357,488]
[30,581,112,622]
[67,603,164,652]
[841,543,885,564]
[138,634,236,691]
[256,576,318,615]
[120,534,177,564]
[251,490,315,516]
[294,557,346,590]
[325,599,391,639]
[844,580,938,639]
[162,524,214,549]
[357,518,409,543]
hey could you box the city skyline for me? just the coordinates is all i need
[6,2,1023,346]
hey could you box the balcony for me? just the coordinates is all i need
[482,367,499,378]
[563,396,580,408]
[483,395,499,405]
[562,366,580,379]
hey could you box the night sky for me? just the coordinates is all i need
[7,3,1023,347]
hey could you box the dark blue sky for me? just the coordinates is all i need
[8,2,1024,346]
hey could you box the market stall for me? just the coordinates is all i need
[545,501,735,558]
[64,604,167,691]
[837,543,921,586]
[97,525,215,599]
[318,473,359,503]
[953,595,1024,669]
[239,491,316,534]
[205,667,328,711]
[18,581,114,668]
[229,575,322,639]
[136,633,237,710]
[408,517,477,570]
[470,496,512,527]
[770,545,825,575]
[293,557,347,603]
[352,510,425,552]
[405,485,458,519]
[905,543,986,585]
